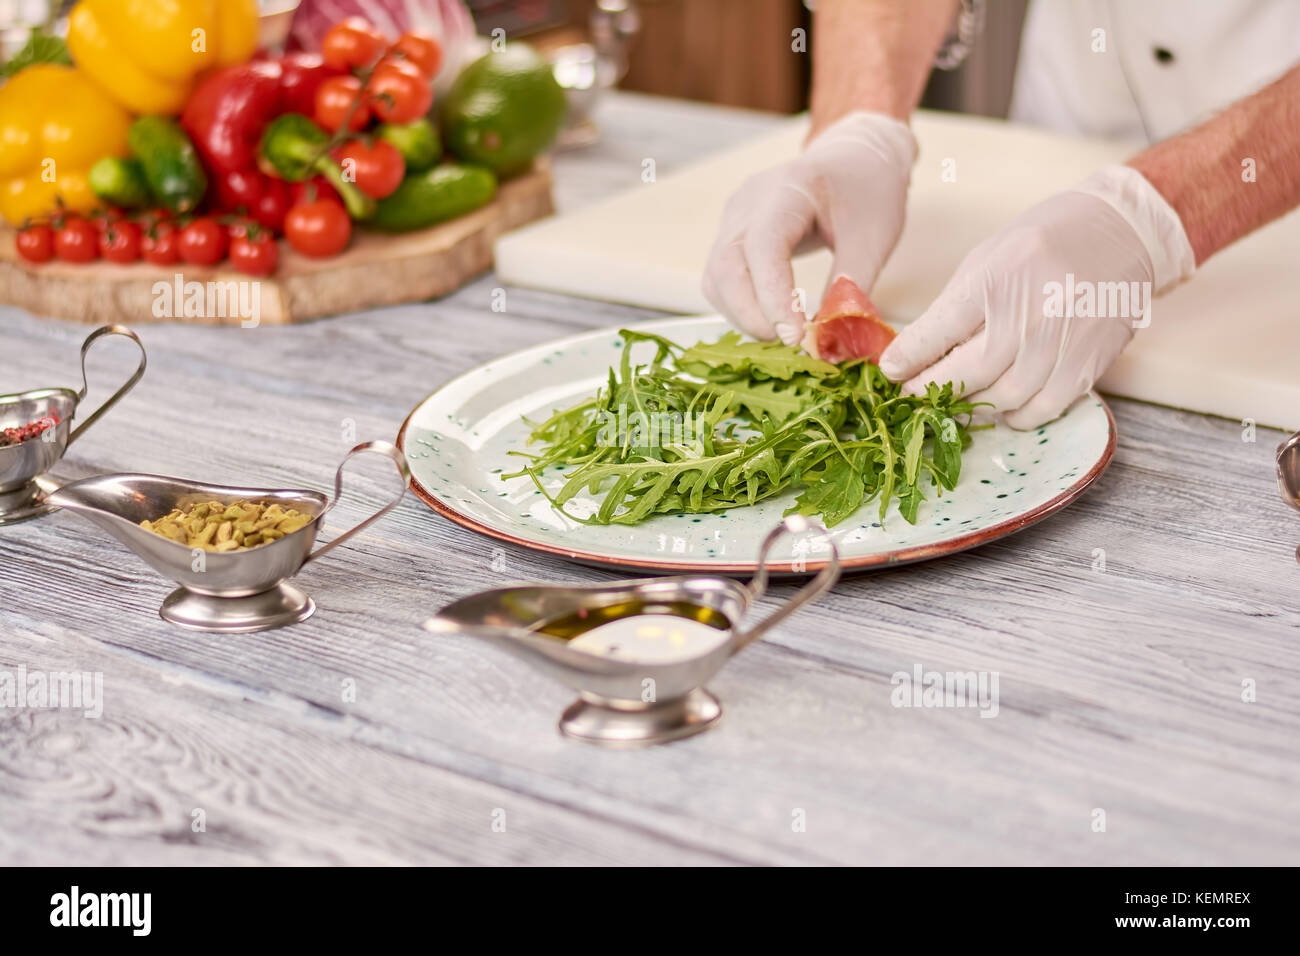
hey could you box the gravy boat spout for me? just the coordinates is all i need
[425,516,840,746]
[48,441,410,633]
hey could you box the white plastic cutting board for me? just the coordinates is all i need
[497,110,1299,430]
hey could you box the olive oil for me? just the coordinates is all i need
[532,600,732,664]
[533,600,730,639]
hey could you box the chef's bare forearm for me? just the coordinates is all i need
[1129,64,1300,265]
[809,0,958,137]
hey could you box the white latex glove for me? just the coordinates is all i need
[879,165,1196,429]
[702,111,917,346]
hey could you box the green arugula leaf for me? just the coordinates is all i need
[706,378,817,423]
[505,330,987,528]
[788,454,865,528]
[678,332,840,380]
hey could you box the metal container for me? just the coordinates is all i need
[1277,428,1300,562]
[550,1,641,148]
[0,325,146,526]
[426,516,840,747]
[257,0,301,52]
[47,441,410,633]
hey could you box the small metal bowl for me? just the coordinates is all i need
[0,325,146,525]
[1277,429,1300,562]
[426,516,840,747]
[48,441,410,633]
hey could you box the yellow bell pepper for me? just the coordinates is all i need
[0,64,132,225]
[67,0,260,116]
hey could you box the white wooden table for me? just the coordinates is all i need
[1,93,1297,866]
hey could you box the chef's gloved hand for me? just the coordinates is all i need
[879,164,1196,429]
[702,111,917,346]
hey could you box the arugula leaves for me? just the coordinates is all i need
[677,332,840,381]
[505,331,984,528]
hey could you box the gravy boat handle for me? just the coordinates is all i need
[67,325,148,448]
[732,515,840,653]
[305,440,411,564]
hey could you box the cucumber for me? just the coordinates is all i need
[127,116,207,214]
[376,119,441,173]
[370,163,497,233]
[88,157,152,209]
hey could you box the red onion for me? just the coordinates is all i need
[287,0,478,81]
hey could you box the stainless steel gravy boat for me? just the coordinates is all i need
[1277,429,1300,562]
[48,441,411,633]
[425,516,840,747]
[0,325,146,525]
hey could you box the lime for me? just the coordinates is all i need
[439,45,567,177]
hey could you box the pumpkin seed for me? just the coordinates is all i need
[139,498,314,552]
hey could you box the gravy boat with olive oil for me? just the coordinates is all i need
[425,516,840,747]
[0,326,146,525]
[48,441,410,633]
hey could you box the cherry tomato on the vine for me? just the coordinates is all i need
[142,222,180,266]
[335,138,406,199]
[321,17,387,71]
[315,75,371,133]
[54,217,99,263]
[390,31,443,78]
[98,220,143,264]
[15,223,55,264]
[177,217,228,266]
[284,197,352,258]
[366,58,432,124]
[229,226,280,277]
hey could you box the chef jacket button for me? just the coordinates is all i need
[1153,46,1175,64]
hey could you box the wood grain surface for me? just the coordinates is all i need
[0,162,554,327]
[0,93,1296,866]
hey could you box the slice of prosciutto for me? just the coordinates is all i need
[801,275,897,364]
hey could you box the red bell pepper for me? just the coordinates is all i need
[180,56,342,233]
[182,61,284,176]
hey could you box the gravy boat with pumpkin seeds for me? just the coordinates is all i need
[0,325,146,525]
[48,441,410,633]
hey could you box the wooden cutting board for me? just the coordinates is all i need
[0,161,553,326]
[495,114,1300,431]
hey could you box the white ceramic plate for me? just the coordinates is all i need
[398,317,1116,573]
